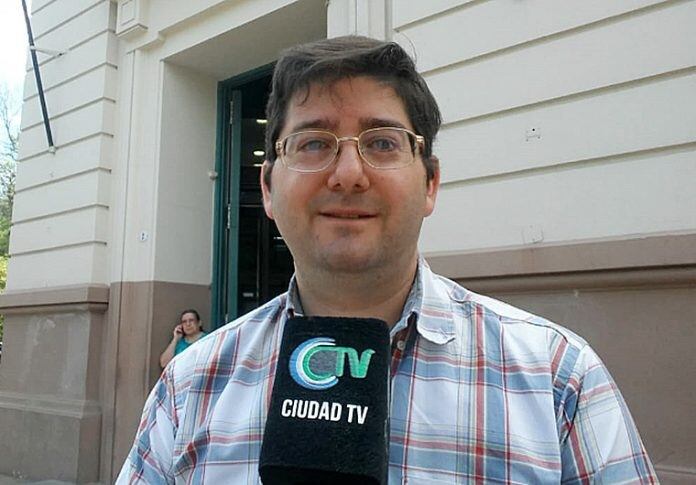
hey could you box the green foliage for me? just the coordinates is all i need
[0,159,15,256]
[0,256,6,340]
[0,83,19,343]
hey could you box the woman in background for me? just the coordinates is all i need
[159,309,206,368]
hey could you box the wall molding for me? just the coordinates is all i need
[0,284,109,314]
[425,232,696,281]
[0,391,101,419]
[452,266,696,294]
[655,465,696,483]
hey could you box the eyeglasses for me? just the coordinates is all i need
[275,127,425,173]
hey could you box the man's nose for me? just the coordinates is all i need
[326,140,370,191]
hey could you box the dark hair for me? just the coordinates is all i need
[179,308,203,331]
[264,35,441,185]
[180,308,201,321]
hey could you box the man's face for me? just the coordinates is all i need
[261,76,439,276]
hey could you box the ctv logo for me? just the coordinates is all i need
[289,337,375,390]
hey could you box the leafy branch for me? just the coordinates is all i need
[0,83,19,342]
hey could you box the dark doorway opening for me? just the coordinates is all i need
[213,69,294,326]
[236,76,294,316]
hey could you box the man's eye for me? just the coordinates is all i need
[366,137,398,151]
[298,139,331,152]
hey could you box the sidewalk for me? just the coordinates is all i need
[0,478,87,485]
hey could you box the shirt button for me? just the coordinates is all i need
[396,340,405,351]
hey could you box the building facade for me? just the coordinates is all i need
[0,0,694,482]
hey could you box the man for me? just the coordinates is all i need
[118,36,657,483]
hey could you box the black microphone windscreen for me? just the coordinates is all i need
[259,316,391,485]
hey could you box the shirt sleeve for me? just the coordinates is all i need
[115,366,179,484]
[558,345,658,484]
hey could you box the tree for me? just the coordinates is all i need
[0,83,20,341]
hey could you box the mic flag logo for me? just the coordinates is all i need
[289,337,375,390]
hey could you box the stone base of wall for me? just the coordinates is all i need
[654,467,696,484]
[0,403,101,482]
[0,281,211,483]
[0,286,108,483]
[103,280,210,482]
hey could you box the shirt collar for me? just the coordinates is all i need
[282,257,457,345]
[406,257,457,345]
[284,273,303,317]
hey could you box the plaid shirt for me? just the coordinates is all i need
[118,259,656,484]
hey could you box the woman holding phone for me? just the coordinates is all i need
[159,309,207,368]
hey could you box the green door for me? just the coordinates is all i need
[212,68,293,328]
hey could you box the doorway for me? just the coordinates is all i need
[212,69,294,326]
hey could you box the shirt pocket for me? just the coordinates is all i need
[172,417,264,482]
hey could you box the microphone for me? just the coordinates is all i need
[259,316,391,484]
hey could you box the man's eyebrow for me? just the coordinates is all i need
[287,118,410,133]
[288,118,337,132]
[360,118,408,130]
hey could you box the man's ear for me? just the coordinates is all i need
[424,156,440,217]
[260,161,274,220]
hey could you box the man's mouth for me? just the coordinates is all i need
[320,210,376,219]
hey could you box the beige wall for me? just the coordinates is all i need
[9,0,118,291]
[155,63,217,284]
[400,0,696,254]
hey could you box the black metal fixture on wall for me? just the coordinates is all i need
[21,0,57,153]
